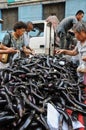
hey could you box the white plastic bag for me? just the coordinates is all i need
[47,103,84,130]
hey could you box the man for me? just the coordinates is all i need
[2,21,33,56]
[0,18,17,55]
[55,21,86,83]
[24,21,34,54]
[0,18,17,66]
[1,21,32,66]
[56,10,84,49]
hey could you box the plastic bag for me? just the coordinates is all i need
[0,54,9,63]
[47,103,84,130]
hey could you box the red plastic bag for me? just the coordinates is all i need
[83,73,86,85]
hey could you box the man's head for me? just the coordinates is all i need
[73,22,86,42]
[75,10,84,21]
[26,21,33,32]
[13,21,27,36]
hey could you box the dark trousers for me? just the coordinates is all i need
[58,32,67,49]
[58,31,76,49]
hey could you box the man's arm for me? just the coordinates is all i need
[55,49,78,56]
[26,46,33,51]
[0,44,18,54]
[23,45,35,55]
[23,46,33,55]
[0,44,9,50]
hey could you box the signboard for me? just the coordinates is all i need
[7,0,27,3]
[7,0,41,3]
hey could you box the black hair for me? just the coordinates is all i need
[26,21,33,26]
[75,10,84,16]
[13,21,27,31]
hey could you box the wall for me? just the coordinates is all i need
[18,2,65,23]
[43,2,65,21]
[18,4,43,22]
[65,0,86,21]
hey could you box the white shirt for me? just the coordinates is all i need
[24,31,30,47]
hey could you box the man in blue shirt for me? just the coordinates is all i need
[56,10,84,49]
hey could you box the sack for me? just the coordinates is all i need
[0,54,9,63]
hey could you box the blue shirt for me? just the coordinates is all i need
[2,32,25,50]
[57,16,78,34]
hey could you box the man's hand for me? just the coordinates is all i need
[55,49,65,54]
[23,46,35,56]
[26,46,35,55]
[30,49,35,55]
[25,49,35,56]
[82,56,86,61]
[7,48,19,54]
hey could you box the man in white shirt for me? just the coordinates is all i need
[24,21,34,55]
